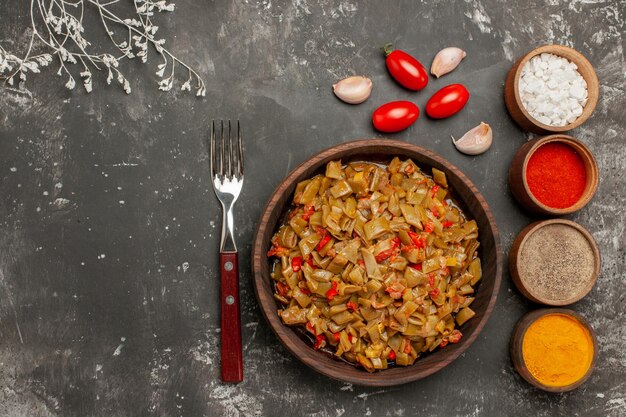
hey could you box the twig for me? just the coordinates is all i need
[0,0,205,95]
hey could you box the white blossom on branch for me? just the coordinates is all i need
[0,0,206,96]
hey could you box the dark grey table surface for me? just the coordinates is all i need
[1,1,625,416]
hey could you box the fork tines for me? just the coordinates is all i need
[210,120,244,180]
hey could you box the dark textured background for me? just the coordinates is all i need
[1,1,625,416]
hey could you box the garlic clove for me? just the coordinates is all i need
[333,76,373,104]
[452,122,493,155]
[431,47,466,78]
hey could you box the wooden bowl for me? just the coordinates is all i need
[509,219,601,305]
[508,135,598,216]
[252,139,503,386]
[504,44,599,134]
[510,308,598,392]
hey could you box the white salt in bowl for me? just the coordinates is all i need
[504,45,599,134]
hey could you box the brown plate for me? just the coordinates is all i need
[510,308,598,392]
[508,135,598,216]
[504,44,599,134]
[251,139,503,386]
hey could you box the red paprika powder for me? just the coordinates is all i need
[525,142,587,209]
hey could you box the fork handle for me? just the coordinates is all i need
[219,251,243,383]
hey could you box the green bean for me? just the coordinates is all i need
[268,159,481,372]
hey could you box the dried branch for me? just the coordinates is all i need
[0,0,206,96]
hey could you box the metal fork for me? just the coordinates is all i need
[210,120,244,383]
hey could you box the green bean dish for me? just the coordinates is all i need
[267,158,482,372]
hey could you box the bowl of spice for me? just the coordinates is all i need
[510,309,597,392]
[508,135,598,215]
[504,44,599,134]
[509,219,600,306]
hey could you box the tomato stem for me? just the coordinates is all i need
[381,43,394,57]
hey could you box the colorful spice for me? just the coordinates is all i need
[525,142,586,209]
[522,313,594,387]
[518,223,596,303]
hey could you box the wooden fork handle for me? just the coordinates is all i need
[219,251,243,383]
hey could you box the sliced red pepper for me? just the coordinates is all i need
[314,334,326,350]
[453,294,465,304]
[357,259,365,268]
[407,231,424,248]
[391,237,401,248]
[408,263,422,271]
[302,205,315,221]
[291,256,303,272]
[305,254,316,269]
[429,289,440,299]
[267,245,289,257]
[375,249,394,263]
[442,221,454,228]
[276,282,289,297]
[346,301,358,312]
[439,339,449,348]
[332,332,340,343]
[326,281,338,301]
[449,330,463,344]
[315,226,327,235]
[300,287,311,295]
[430,206,440,218]
[424,222,434,233]
[388,350,396,361]
[317,234,332,251]
[428,274,435,288]
[403,340,412,354]
[306,322,316,334]
[430,185,440,197]
[348,334,355,343]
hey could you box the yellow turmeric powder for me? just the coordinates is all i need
[522,313,594,387]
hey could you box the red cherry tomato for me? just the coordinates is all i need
[383,44,428,91]
[425,84,469,119]
[372,101,420,133]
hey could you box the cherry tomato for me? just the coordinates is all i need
[425,84,469,119]
[372,101,420,133]
[383,44,428,91]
